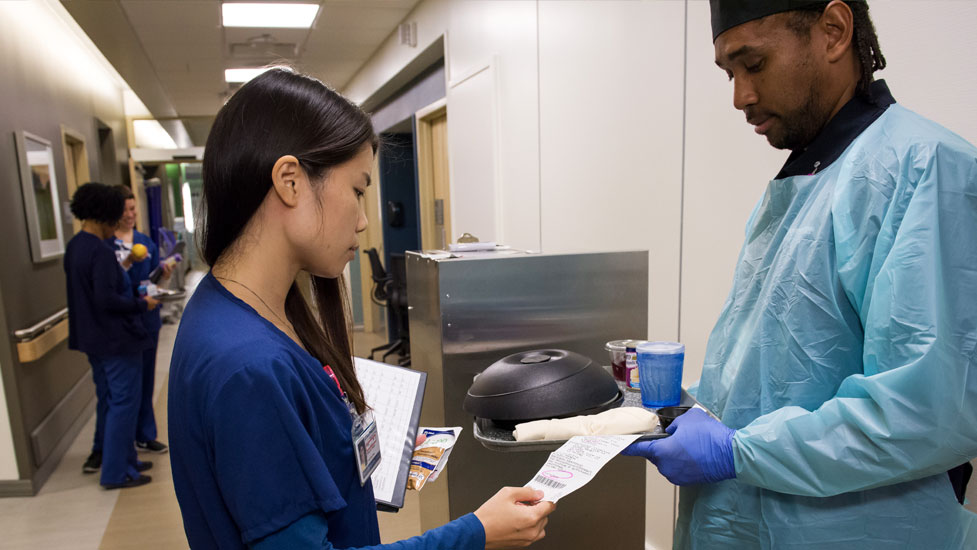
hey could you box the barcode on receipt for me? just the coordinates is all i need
[532,475,566,489]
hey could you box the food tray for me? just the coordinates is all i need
[155,289,187,302]
[472,382,700,452]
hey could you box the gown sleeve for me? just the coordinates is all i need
[732,137,977,497]
[208,366,348,544]
[249,511,485,550]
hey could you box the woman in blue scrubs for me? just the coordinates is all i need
[65,182,158,489]
[112,186,171,455]
[168,68,555,550]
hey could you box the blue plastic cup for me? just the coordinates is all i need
[637,342,685,408]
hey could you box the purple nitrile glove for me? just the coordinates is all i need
[621,408,736,485]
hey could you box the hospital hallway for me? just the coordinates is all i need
[0,271,424,550]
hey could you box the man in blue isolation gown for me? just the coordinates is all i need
[624,1,977,548]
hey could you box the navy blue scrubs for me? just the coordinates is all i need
[65,231,150,485]
[109,231,162,444]
[168,274,483,549]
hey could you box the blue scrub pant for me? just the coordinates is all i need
[87,354,142,485]
[135,331,159,443]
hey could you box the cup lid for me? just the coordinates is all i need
[637,341,684,354]
[605,339,640,352]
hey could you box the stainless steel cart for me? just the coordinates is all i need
[407,249,649,549]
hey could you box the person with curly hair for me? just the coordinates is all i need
[64,182,160,489]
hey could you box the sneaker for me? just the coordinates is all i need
[135,440,168,454]
[102,474,152,490]
[82,452,101,474]
[135,460,153,472]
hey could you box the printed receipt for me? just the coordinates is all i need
[524,434,640,503]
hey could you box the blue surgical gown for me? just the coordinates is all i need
[680,104,977,548]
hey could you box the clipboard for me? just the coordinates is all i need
[353,357,426,510]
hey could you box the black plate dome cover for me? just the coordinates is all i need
[463,349,621,425]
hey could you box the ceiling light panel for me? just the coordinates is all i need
[225,67,272,83]
[221,3,320,29]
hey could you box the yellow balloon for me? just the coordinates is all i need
[131,243,148,261]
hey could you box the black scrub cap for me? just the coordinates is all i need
[710,0,867,41]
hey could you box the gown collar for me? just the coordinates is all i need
[776,79,896,180]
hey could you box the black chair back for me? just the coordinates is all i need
[363,248,390,302]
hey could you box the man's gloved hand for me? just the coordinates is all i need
[621,408,736,485]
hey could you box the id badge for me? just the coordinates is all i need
[351,408,381,486]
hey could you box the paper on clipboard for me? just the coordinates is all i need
[354,357,426,509]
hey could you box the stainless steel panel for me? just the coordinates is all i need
[408,250,649,549]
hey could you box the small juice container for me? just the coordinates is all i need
[625,344,640,391]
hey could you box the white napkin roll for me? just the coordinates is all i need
[512,407,659,441]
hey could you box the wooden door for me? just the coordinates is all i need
[416,100,451,250]
[60,126,90,235]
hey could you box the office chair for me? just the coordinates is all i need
[363,248,410,366]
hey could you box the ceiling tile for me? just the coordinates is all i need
[68,0,423,118]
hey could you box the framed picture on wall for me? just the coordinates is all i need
[14,130,65,262]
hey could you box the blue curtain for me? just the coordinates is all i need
[144,183,163,251]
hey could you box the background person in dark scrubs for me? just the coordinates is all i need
[168,68,556,550]
[65,182,159,489]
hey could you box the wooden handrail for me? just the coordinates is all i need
[14,308,70,363]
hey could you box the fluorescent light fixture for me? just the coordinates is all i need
[182,182,195,233]
[221,3,319,28]
[225,67,272,83]
[132,119,179,149]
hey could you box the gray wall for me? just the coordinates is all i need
[0,6,129,487]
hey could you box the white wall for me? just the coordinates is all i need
[0,354,17,481]
[679,0,787,383]
[446,1,541,251]
[344,0,541,251]
[870,1,977,145]
[538,1,685,346]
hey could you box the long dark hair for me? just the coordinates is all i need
[200,67,377,413]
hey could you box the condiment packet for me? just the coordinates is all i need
[407,427,462,491]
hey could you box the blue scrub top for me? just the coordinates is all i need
[168,273,381,549]
[108,230,162,333]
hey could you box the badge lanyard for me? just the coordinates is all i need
[324,365,381,486]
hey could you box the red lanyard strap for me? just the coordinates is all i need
[322,365,345,398]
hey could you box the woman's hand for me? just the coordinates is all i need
[144,296,161,311]
[474,487,556,548]
[160,261,174,284]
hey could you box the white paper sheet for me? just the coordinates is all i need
[524,434,641,503]
[354,357,423,505]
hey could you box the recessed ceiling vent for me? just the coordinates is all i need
[229,34,298,59]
